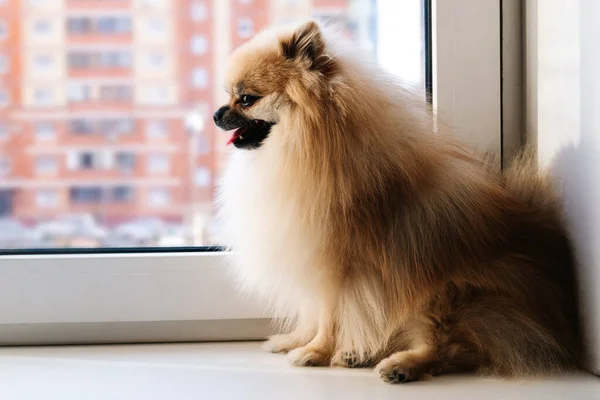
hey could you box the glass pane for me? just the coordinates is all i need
[0,0,426,249]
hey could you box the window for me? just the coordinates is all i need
[144,85,170,105]
[70,186,104,203]
[68,83,92,103]
[237,18,254,38]
[33,19,52,35]
[191,68,209,88]
[146,120,168,139]
[33,54,55,72]
[190,1,207,22]
[0,21,7,39]
[195,166,211,187]
[33,88,55,106]
[115,152,135,171]
[147,187,170,207]
[147,153,169,173]
[68,16,131,34]
[68,50,132,69]
[191,35,208,54]
[36,189,59,209]
[67,17,92,33]
[0,122,8,140]
[0,156,10,176]
[112,186,135,202]
[0,54,8,73]
[35,156,58,174]
[197,136,210,154]
[145,17,166,37]
[34,123,56,140]
[76,151,105,170]
[0,0,509,347]
[146,52,165,68]
[0,88,10,106]
[69,119,134,135]
[98,85,133,102]
[97,16,131,34]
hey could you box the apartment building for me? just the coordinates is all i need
[0,0,368,245]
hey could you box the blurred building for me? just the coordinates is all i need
[0,0,372,245]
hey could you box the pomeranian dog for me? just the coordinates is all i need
[214,21,582,383]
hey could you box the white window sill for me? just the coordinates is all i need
[0,342,598,400]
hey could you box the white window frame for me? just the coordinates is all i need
[0,0,520,345]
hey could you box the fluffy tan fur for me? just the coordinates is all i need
[216,21,582,383]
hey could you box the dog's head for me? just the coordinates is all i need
[213,20,336,150]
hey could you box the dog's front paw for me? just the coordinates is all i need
[288,346,331,367]
[375,357,417,383]
[262,333,304,354]
[330,350,372,368]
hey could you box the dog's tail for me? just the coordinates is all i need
[502,143,561,208]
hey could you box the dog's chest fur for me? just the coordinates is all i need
[217,148,327,309]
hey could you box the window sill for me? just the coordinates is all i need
[0,342,598,400]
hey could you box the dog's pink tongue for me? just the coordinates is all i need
[226,132,238,146]
[226,128,246,146]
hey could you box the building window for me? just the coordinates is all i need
[145,85,169,105]
[191,35,208,55]
[0,123,8,140]
[36,189,59,209]
[0,21,7,39]
[237,18,254,38]
[146,52,166,68]
[145,17,166,37]
[146,120,168,139]
[77,152,104,170]
[0,88,10,106]
[69,119,94,135]
[115,152,136,171]
[68,83,92,103]
[190,2,207,22]
[35,156,58,174]
[0,55,8,73]
[67,17,92,34]
[68,51,132,69]
[69,119,134,135]
[33,54,54,72]
[112,186,135,203]
[34,123,56,140]
[191,68,209,88]
[97,16,132,34]
[197,136,210,154]
[195,167,211,187]
[147,188,170,207]
[98,85,133,102]
[27,0,46,7]
[70,187,104,204]
[0,156,10,176]
[33,19,52,35]
[33,88,55,107]
[147,153,169,173]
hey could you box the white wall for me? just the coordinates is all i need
[527,0,600,375]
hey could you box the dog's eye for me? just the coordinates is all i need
[240,94,259,108]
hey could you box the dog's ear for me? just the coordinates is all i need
[280,21,335,74]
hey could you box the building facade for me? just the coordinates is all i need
[0,0,372,245]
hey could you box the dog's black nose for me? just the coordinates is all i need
[213,106,229,124]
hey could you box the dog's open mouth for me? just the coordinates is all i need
[226,120,274,150]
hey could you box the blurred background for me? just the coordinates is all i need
[0,0,425,249]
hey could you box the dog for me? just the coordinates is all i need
[214,20,582,383]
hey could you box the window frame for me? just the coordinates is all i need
[0,0,520,345]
